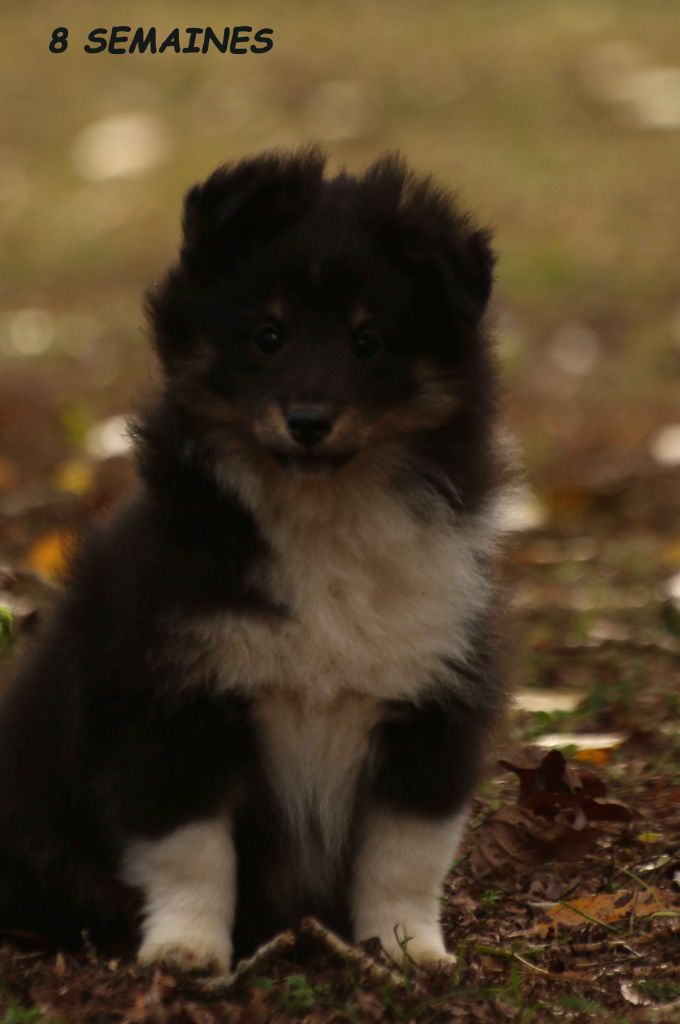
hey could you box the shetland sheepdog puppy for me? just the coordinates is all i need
[0,149,509,972]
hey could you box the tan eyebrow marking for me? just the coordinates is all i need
[267,299,286,321]
[349,305,370,329]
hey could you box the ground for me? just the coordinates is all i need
[1,1,680,1020]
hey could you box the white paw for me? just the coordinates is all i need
[402,943,457,971]
[376,928,456,971]
[138,933,232,974]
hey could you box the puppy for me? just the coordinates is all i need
[0,149,508,972]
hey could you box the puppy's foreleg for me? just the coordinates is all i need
[121,819,235,973]
[352,808,467,968]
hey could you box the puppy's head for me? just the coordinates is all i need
[147,148,496,480]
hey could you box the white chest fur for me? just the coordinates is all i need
[191,469,501,705]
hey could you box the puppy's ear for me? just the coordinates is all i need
[359,154,495,325]
[181,147,326,271]
[458,226,495,318]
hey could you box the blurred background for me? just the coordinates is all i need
[0,0,678,595]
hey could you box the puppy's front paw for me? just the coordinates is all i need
[401,943,457,971]
[377,928,456,972]
[138,934,232,974]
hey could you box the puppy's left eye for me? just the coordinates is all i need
[254,325,283,354]
[353,330,381,360]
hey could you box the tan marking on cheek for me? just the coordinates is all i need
[170,342,213,381]
[167,351,253,431]
[326,408,367,450]
[369,359,458,443]
[173,380,250,429]
[261,402,288,431]
[253,402,290,446]
[413,369,459,421]
[184,393,249,427]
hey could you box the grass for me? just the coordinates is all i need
[479,888,506,907]
[277,974,330,1017]
[0,1000,54,1024]
[0,609,13,655]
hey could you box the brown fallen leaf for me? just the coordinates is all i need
[574,748,613,765]
[471,747,639,878]
[24,529,72,582]
[498,746,640,827]
[531,888,667,937]
[470,805,601,878]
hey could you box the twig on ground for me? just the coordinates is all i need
[300,916,410,989]
[201,930,296,992]
[628,962,680,978]
[569,920,680,954]
[549,638,680,660]
[475,944,551,976]
[512,950,552,975]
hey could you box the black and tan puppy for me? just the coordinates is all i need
[0,149,508,972]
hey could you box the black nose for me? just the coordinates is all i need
[286,406,334,448]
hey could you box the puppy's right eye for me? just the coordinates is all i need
[254,325,283,354]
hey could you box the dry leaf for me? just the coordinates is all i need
[471,747,640,877]
[619,980,651,1007]
[531,888,667,936]
[498,747,640,826]
[470,805,601,878]
[574,748,613,765]
[25,529,71,581]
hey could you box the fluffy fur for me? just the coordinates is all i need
[0,148,508,970]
